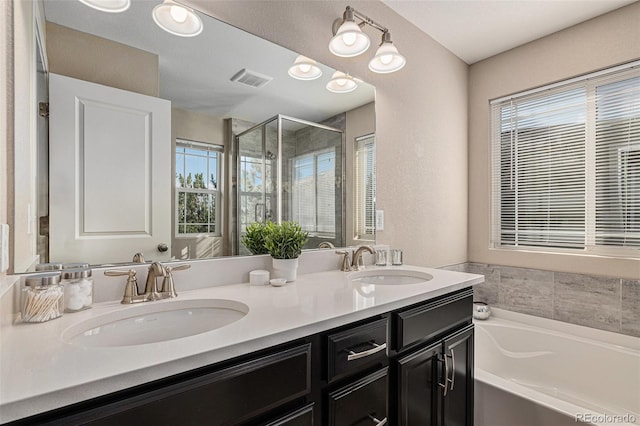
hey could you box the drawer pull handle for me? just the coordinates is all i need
[367,414,388,425]
[347,342,387,361]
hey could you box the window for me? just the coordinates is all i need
[175,140,222,236]
[491,63,640,256]
[291,149,336,236]
[355,134,376,241]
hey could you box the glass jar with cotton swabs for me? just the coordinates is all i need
[21,272,64,323]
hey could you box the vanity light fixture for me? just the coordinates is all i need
[326,71,358,94]
[288,55,323,81]
[330,6,406,74]
[152,0,203,37]
[368,31,406,74]
[77,0,130,13]
[329,7,370,57]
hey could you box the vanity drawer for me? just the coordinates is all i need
[327,368,388,426]
[393,289,472,351]
[327,318,387,383]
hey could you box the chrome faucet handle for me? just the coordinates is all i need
[159,263,191,298]
[104,269,143,304]
[335,250,353,272]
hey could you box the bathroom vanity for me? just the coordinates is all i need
[0,265,481,425]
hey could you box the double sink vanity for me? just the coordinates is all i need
[0,254,483,425]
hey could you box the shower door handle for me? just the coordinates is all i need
[254,203,264,223]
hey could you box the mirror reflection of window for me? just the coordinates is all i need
[291,149,336,237]
[355,134,376,241]
[175,140,223,236]
[239,154,274,231]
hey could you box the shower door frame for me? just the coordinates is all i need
[234,114,346,255]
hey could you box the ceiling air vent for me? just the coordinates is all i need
[230,69,273,88]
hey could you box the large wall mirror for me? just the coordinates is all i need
[15,0,375,271]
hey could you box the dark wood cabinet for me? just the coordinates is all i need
[442,326,474,426]
[396,341,442,425]
[394,325,474,426]
[392,289,474,426]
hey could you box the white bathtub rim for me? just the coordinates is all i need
[480,307,640,352]
[475,369,638,426]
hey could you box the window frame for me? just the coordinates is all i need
[174,139,223,238]
[490,62,640,258]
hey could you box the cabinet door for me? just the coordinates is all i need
[442,325,474,426]
[327,368,388,426]
[395,342,442,426]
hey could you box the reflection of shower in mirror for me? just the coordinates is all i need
[234,115,345,256]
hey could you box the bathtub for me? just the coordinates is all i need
[474,308,640,426]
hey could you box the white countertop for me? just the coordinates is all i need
[0,265,482,422]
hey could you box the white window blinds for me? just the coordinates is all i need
[355,134,376,241]
[491,63,640,255]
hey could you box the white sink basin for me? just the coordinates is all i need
[349,268,433,285]
[62,299,249,347]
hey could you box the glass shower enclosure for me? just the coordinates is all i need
[234,114,344,255]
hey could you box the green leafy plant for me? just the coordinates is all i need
[241,222,270,255]
[264,221,309,259]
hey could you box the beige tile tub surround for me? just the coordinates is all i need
[468,1,640,280]
[445,262,640,338]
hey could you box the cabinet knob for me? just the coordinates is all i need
[157,243,168,252]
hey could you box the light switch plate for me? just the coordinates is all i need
[375,210,384,231]
[0,224,9,273]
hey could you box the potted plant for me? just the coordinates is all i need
[264,221,308,282]
[241,222,270,255]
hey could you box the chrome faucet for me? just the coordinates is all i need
[105,262,191,304]
[352,246,376,271]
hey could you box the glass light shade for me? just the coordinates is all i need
[368,42,406,73]
[288,55,322,80]
[77,0,130,13]
[326,71,358,93]
[152,0,203,37]
[329,21,370,57]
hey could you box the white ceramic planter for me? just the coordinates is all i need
[271,258,299,282]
